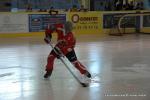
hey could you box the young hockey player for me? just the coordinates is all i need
[43,21,91,80]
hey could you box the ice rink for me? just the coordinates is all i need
[0,34,150,100]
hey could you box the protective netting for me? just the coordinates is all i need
[109,12,150,36]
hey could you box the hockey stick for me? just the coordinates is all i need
[49,42,88,87]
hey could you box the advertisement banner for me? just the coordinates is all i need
[67,12,102,34]
[0,14,28,33]
[29,14,66,32]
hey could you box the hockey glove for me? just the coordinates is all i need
[44,37,51,44]
[44,33,52,44]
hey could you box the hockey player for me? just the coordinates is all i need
[43,21,91,80]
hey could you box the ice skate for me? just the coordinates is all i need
[44,71,52,78]
[84,71,91,78]
[81,71,92,84]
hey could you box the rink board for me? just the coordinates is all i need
[0,11,150,37]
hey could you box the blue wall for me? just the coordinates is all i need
[11,0,80,9]
[144,0,150,9]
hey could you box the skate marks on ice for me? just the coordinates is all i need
[0,72,14,78]
[89,74,103,87]
[90,74,102,83]
[0,66,38,83]
[78,73,103,87]
[0,65,36,70]
[0,65,36,78]
[0,66,19,78]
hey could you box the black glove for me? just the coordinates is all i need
[44,33,52,44]
[44,37,51,44]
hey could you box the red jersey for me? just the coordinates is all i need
[56,30,76,54]
[64,32,76,48]
[45,23,76,55]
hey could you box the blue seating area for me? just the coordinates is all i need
[11,0,80,10]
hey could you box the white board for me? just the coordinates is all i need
[0,13,29,33]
